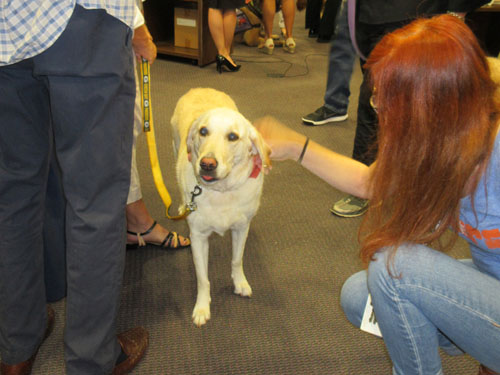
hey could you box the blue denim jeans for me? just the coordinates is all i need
[323,1,356,114]
[340,244,500,374]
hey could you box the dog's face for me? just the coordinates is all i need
[186,107,269,191]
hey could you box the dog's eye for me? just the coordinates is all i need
[199,127,208,136]
[228,132,239,141]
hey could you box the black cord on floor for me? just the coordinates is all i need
[232,53,328,78]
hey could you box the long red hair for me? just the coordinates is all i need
[359,15,499,266]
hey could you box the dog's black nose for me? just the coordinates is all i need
[200,157,218,171]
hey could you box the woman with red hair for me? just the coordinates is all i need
[255,15,500,374]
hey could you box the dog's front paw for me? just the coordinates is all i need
[192,303,211,327]
[234,280,252,297]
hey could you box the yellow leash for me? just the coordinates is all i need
[139,58,191,220]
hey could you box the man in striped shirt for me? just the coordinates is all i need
[0,2,148,374]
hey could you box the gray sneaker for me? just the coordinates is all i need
[330,195,369,217]
[302,106,348,125]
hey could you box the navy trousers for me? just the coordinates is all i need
[0,5,135,374]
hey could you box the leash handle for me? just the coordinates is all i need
[140,59,151,132]
[139,58,189,220]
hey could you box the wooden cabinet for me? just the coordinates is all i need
[143,0,217,66]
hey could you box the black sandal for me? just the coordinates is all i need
[126,221,190,250]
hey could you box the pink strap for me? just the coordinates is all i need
[347,0,367,60]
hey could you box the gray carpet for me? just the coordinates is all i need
[32,11,477,375]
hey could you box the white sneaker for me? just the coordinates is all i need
[330,195,369,217]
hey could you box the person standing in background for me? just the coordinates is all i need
[330,0,490,218]
[259,0,297,54]
[207,0,245,73]
[302,0,355,128]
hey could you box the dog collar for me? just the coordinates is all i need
[249,155,262,179]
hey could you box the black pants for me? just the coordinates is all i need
[306,0,342,39]
[351,21,407,165]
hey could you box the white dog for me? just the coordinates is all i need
[171,88,270,327]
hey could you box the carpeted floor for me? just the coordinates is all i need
[31,10,477,375]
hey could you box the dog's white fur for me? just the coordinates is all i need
[488,57,500,108]
[171,88,270,327]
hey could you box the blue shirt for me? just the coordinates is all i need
[459,128,500,279]
[0,0,135,66]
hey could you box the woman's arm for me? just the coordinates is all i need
[254,116,373,199]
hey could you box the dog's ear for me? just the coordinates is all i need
[187,113,205,160]
[248,123,272,172]
[488,57,500,108]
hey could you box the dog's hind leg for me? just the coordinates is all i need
[190,232,212,327]
[231,225,252,297]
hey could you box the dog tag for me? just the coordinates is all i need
[186,185,202,212]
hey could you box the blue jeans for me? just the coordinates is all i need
[340,244,500,374]
[323,0,356,114]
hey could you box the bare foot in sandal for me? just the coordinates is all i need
[126,199,190,250]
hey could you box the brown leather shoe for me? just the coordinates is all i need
[1,306,55,375]
[479,365,500,375]
[112,327,148,375]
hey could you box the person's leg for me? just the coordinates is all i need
[331,22,401,217]
[126,200,190,248]
[341,262,469,357]
[323,1,355,114]
[0,60,51,366]
[302,1,353,126]
[317,0,342,42]
[281,0,296,52]
[350,68,377,164]
[258,0,276,54]
[349,22,389,165]
[305,0,321,34]
[208,8,229,57]
[340,270,368,328]
[351,21,405,164]
[44,153,67,303]
[209,8,240,68]
[280,0,295,38]
[222,9,239,66]
[261,0,276,40]
[367,245,500,374]
[34,5,137,373]
[126,56,189,248]
[222,9,237,52]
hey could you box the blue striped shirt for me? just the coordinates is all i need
[0,0,135,66]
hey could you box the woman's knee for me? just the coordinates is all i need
[366,249,392,291]
[367,244,438,297]
[340,270,369,328]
